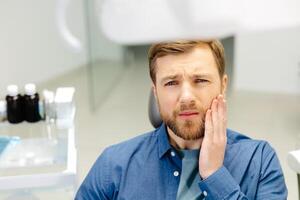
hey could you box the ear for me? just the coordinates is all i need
[221,74,228,98]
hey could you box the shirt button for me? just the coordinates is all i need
[173,171,179,177]
[170,151,176,157]
[203,191,208,197]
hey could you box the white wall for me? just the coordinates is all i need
[234,27,300,95]
[0,0,87,96]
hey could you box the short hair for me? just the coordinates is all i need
[148,40,225,84]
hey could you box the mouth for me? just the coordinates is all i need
[178,111,199,119]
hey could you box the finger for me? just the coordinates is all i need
[217,95,224,119]
[223,98,227,123]
[217,95,226,139]
[204,109,213,141]
[211,98,219,140]
[223,98,228,140]
[220,95,227,129]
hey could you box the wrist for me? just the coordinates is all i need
[200,166,222,180]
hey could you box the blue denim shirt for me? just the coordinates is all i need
[75,124,287,200]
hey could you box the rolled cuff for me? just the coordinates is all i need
[198,166,240,199]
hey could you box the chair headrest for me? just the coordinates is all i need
[148,89,162,128]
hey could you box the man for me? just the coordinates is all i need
[75,40,287,199]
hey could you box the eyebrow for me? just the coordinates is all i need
[160,73,213,84]
[160,75,180,84]
[192,74,213,79]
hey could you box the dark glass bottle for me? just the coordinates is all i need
[24,83,41,122]
[6,85,24,124]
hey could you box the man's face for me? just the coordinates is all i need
[153,45,227,140]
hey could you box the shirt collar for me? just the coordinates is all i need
[157,123,172,159]
[156,123,233,159]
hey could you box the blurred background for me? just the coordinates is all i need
[0,0,299,199]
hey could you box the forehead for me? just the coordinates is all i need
[155,46,219,79]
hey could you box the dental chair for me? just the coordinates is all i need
[148,90,162,128]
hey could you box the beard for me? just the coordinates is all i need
[159,100,206,140]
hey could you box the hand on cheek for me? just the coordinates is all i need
[199,95,227,179]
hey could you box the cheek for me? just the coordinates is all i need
[196,90,219,110]
[162,97,176,111]
[157,94,177,115]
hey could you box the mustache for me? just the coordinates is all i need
[173,102,205,117]
[179,101,197,111]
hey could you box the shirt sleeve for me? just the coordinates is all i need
[198,142,287,200]
[75,148,115,200]
[198,166,249,200]
[255,142,288,200]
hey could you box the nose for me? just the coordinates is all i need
[179,82,196,104]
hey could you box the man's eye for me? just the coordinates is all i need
[165,81,178,86]
[195,79,208,83]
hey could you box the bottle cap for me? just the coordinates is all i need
[7,85,19,96]
[25,83,36,96]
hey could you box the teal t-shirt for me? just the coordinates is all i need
[176,149,203,200]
